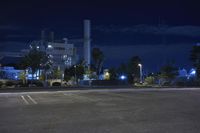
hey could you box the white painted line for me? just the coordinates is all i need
[27,95,37,104]
[57,88,200,94]
[21,96,29,105]
[1,87,200,96]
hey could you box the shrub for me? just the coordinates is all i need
[5,81,15,86]
[144,76,155,85]
[162,81,171,86]
[0,81,3,87]
[52,82,61,86]
[34,81,43,87]
[16,81,28,87]
[27,80,44,87]
[175,81,185,87]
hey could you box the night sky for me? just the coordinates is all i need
[0,0,200,72]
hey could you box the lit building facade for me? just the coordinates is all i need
[0,67,22,80]
[46,39,77,70]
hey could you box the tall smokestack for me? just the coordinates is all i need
[84,20,91,69]
[50,31,54,42]
[41,30,45,41]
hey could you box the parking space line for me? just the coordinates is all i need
[21,96,29,105]
[27,95,37,104]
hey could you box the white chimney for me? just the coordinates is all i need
[84,20,91,69]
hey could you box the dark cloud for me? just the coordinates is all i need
[0,25,22,31]
[94,25,200,37]
[165,26,200,37]
[0,24,39,42]
[5,34,35,39]
[0,41,27,52]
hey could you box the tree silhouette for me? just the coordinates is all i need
[64,64,84,81]
[159,64,178,80]
[190,45,200,78]
[21,48,48,81]
[127,56,142,83]
[92,48,104,75]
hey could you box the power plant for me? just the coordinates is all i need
[0,20,92,80]
[0,20,92,69]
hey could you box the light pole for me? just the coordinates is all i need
[74,65,77,85]
[138,63,143,83]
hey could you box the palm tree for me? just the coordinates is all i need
[92,48,104,76]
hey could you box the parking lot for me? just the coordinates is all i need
[1,88,200,133]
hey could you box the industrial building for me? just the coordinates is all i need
[46,39,77,69]
[0,20,92,81]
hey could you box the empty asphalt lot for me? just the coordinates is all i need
[1,88,200,133]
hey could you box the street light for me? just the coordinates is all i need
[74,65,77,85]
[120,75,126,80]
[138,63,143,83]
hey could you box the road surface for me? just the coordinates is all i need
[0,88,200,133]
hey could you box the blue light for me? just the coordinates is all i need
[190,68,196,75]
[190,70,196,75]
[120,75,126,80]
